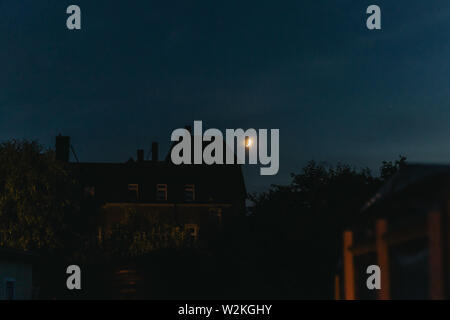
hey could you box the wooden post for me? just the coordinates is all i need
[375,219,390,300]
[343,230,355,300]
[446,205,450,299]
[428,210,444,299]
[334,275,341,300]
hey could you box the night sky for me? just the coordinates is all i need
[1,1,450,192]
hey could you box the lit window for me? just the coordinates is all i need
[184,184,195,201]
[128,184,139,200]
[156,184,167,201]
[185,223,199,241]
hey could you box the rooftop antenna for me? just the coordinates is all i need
[70,145,80,163]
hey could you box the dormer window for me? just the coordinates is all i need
[128,184,139,201]
[184,184,195,202]
[156,184,168,201]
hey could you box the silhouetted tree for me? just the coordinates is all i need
[238,157,406,299]
[380,155,406,181]
[0,140,80,253]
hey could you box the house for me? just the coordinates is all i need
[0,248,35,300]
[56,135,247,242]
[336,164,450,300]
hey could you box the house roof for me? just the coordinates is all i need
[72,159,247,204]
[362,163,450,212]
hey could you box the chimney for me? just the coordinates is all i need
[55,135,70,163]
[137,149,144,162]
[152,142,158,162]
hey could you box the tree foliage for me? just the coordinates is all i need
[238,157,406,298]
[0,140,80,252]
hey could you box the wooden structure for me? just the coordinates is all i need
[337,164,450,300]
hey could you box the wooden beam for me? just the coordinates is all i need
[428,210,444,299]
[376,219,390,300]
[334,275,341,300]
[350,226,427,256]
[343,230,355,300]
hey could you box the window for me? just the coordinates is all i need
[84,186,95,198]
[156,184,167,201]
[5,279,15,300]
[209,207,223,224]
[98,227,103,244]
[185,224,199,241]
[184,184,195,202]
[128,184,139,200]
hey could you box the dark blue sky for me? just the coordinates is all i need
[1,1,450,192]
